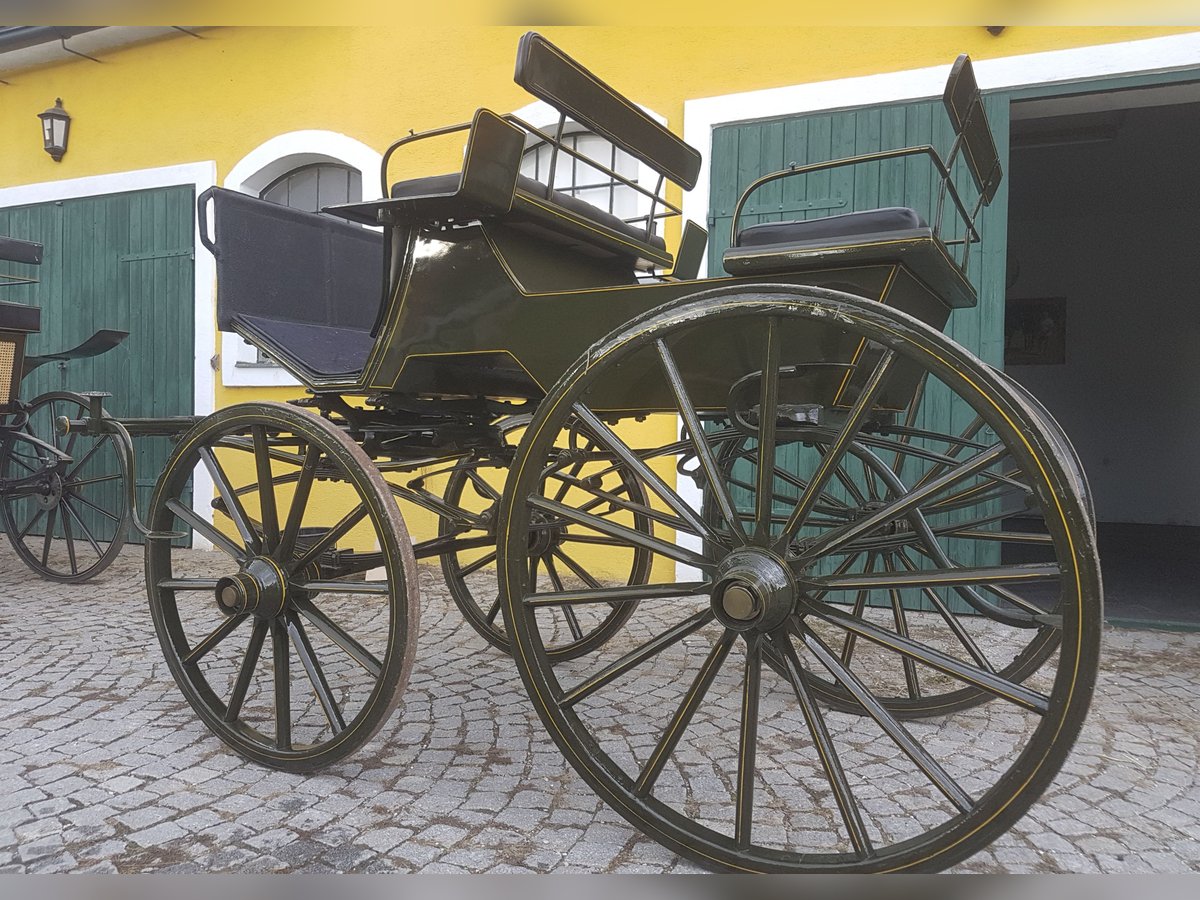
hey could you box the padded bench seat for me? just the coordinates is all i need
[723,205,978,309]
[234,315,375,383]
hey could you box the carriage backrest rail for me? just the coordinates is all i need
[729,53,1000,278]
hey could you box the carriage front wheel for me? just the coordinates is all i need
[498,286,1101,873]
[145,402,419,772]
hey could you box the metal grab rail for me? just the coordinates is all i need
[728,145,983,273]
[378,113,681,236]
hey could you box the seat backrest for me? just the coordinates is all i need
[514,31,702,191]
[943,54,1002,205]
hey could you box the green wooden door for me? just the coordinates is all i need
[0,186,195,542]
[707,95,1011,604]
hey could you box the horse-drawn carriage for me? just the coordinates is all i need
[2,33,1100,872]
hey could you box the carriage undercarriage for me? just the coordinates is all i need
[0,33,1101,873]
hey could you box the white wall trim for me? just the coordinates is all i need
[675,29,1200,576]
[221,130,383,387]
[0,161,218,540]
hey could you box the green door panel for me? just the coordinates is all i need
[707,94,1011,609]
[0,186,195,544]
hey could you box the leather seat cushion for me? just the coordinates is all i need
[737,207,927,249]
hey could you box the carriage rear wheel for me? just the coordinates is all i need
[146,402,418,772]
[440,414,650,661]
[1,391,129,582]
[499,286,1101,872]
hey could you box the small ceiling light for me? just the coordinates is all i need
[37,98,71,162]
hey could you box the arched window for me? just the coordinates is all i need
[520,131,641,223]
[259,162,362,212]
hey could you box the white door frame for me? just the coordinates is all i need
[0,162,218,534]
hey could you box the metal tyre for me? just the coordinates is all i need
[499,286,1101,872]
[1,391,129,582]
[146,402,418,772]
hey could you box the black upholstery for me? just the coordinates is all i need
[392,173,666,254]
[234,315,375,381]
[736,207,926,248]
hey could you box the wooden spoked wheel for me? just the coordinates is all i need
[1,391,129,582]
[439,414,651,661]
[499,286,1101,872]
[145,402,418,772]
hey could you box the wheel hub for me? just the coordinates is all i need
[711,549,796,632]
[33,473,64,510]
[215,556,290,618]
[527,510,565,557]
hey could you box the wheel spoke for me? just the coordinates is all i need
[62,500,103,559]
[15,507,47,542]
[287,612,346,735]
[530,495,710,571]
[655,338,745,544]
[69,490,123,524]
[459,549,497,578]
[292,596,382,677]
[893,548,995,672]
[809,604,1050,714]
[775,349,896,552]
[769,630,873,858]
[634,628,736,797]
[66,472,123,489]
[561,609,714,705]
[183,613,247,665]
[796,621,974,814]
[200,447,261,554]
[544,556,585,641]
[293,580,390,595]
[809,561,1060,593]
[167,499,246,561]
[158,577,221,591]
[277,443,321,561]
[572,403,721,546]
[526,581,710,608]
[552,548,603,590]
[271,619,291,751]
[61,508,78,575]
[753,320,781,544]
[225,619,268,723]
[795,443,1008,562]
[883,555,922,701]
[40,507,56,566]
[252,426,282,551]
[63,437,106,481]
[735,634,762,847]
[485,594,503,625]
[290,503,368,574]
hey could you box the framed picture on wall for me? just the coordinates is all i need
[1005,297,1066,366]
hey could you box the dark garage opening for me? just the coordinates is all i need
[1005,84,1200,629]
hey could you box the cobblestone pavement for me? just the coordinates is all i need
[1,543,1198,874]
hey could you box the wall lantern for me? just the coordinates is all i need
[37,98,71,162]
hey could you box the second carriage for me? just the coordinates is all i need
[49,33,1100,873]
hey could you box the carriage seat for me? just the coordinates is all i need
[722,205,978,309]
[388,171,670,267]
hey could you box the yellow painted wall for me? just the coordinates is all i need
[1,24,1195,566]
